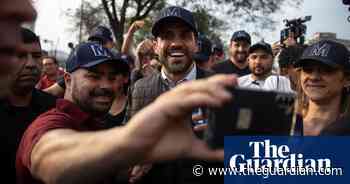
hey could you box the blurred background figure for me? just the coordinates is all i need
[194,35,215,71]
[131,38,160,84]
[88,25,115,49]
[211,41,225,63]
[36,56,64,90]
[0,0,36,99]
[212,30,251,76]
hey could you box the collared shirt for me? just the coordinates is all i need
[161,64,197,88]
[16,99,105,184]
[263,75,294,93]
[238,74,266,89]
[160,64,206,126]
[238,74,294,93]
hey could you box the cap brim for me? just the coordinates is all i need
[152,16,197,37]
[294,56,339,68]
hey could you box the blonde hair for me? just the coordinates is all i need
[135,39,155,70]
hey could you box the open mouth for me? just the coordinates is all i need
[168,50,186,58]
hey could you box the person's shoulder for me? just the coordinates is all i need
[322,116,350,135]
[238,74,250,83]
[266,75,290,81]
[33,89,57,107]
[133,72,161,89]
[196,67,214,79]
[34,89,57,99]
[212,59,231,69]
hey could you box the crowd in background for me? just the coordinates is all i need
[1,1,350,184]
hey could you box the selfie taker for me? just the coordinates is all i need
[16,42,235,184]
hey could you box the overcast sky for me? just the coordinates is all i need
[33,0,350,53]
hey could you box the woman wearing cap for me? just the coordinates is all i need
[294,40,350,136]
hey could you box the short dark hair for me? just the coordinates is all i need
[42,56,58,65]
[21,27,40,45]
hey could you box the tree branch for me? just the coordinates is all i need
[101,0,118,24]
[120,0,130,29]
[138,0,158,20]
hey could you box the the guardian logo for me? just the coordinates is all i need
[230,139,332,171]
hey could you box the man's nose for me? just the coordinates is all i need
[99,77,114,89]
[24,55,37,67]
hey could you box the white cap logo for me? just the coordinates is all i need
[90,45,110,57]
[311,43,331,57]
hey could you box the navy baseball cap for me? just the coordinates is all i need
[194,35,213,63]
[294,40,350,70]
[88,26,113,43]
[152,6,197,37]
[231,30,251,44]
[66,42,128,73]
[249,41,273,55]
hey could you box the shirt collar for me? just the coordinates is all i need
[161,64,197,87]
[243,74,265,87]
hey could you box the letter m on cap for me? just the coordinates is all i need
[311,43,331,57]
[90,45,110,57]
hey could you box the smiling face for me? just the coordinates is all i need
[300,62,349,104]
[65,62,119,116]
[154,19,197,75]
[229,39,250,65]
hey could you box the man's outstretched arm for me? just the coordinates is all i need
[29,74,237,184]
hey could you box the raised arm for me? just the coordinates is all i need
[121,20,145,54]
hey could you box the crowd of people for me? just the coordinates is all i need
[1,1,350,184]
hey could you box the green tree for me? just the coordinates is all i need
[67,0,165,50]
[67,0,303,50]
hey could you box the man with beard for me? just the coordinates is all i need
[16,42,232,184]
[126,6,211,119]
[0,0,36,98]
[212,30,251,76]
[1,28,57,183]
[238,41,293,92]
[125,6,220,184]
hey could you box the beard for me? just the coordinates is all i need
[252,65,272,78]
[158,47,194,75]
[235,53,248,64]
[72,82,115,116]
